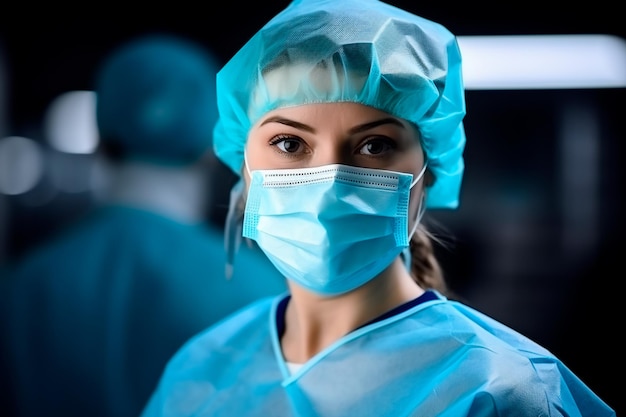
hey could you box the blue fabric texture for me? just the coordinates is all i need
[243,164,414,295]
[140,291,615,416]
[213,0,466,208]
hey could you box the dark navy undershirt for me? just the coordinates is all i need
[275,289,439,338]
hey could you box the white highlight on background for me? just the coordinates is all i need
[43,90,99,154]
[458,34,626,90]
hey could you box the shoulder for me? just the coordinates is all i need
[140,295,283,417]
[409,300,614,415]
[406,296,554,357]
[443,300,554,356]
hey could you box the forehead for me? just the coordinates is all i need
[254,102,416,131]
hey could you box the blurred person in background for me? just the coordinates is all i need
[0,34,286,417]
[140,1,614,415]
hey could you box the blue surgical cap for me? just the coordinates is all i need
[213,0,466,209]
[96,34,220,165]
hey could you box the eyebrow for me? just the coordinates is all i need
[259,116,405,133]
[260,116,315,132]
[350,118,405,134]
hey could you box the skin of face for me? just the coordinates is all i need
[244,102,430,361]
[244,101,428,231]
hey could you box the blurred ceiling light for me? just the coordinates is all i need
[44,90,99,154]
[0,136,44,195]
[458,34,626,89]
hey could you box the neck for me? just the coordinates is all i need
[99,159,209,224]
[282,257,424,363]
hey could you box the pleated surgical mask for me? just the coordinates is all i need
[242,162,427,296]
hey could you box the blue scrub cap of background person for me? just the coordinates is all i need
[96,34,220,165]
[213,0,466,209]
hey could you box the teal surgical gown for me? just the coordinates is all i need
[141,290,615,416]
[1,205,287,417]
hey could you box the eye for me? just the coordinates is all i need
[269,134,305,154]
[358,137,396,156]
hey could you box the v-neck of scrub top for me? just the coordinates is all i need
[276,290,439,339]
[276,290,440,374]
[276,289,439,338]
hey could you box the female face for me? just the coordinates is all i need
[245,102,428,228]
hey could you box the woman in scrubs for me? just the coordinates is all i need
[140,0,615,415]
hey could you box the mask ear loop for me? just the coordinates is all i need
[402,161,428,271]
[401,191,426,271]
[409,160,428,189]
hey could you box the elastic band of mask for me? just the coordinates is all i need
[407,160,428,242]
[404,189,427,274]
[410,161,428,189]
[409,191,427,240]
[244,150,252,178]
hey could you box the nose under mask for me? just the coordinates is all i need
[242,160,427,295]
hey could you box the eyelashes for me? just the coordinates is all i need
[269,134,398,158]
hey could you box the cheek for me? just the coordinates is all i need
[407,180,426,226]
[245,129,277,171]
[392,139,425,176]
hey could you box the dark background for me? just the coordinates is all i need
[1,1,623,414]
[1,2,625,130]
